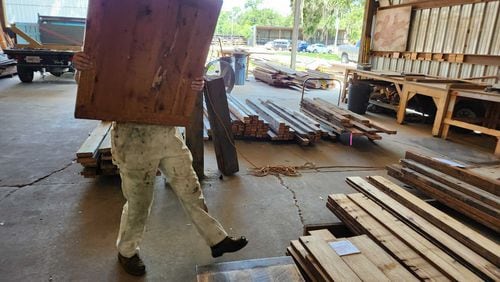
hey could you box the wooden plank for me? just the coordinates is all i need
[328,194,448,281]
[299,235,361,282]
[75,0,222,126]
[290,240,326,281]
[372,6,412,52]
[397,166,500,232]
[349,176,500,281]
[98,130,112,154]
[307,230,392,282]
[368,175,500,267]
[287,245,320,282]
[348,193,482,281]
[76,121,111,158]
[186,93,204,180]
[401,159,500,209]
[203,78,239,176]
[349,235,419,282]
[406,151,500,196]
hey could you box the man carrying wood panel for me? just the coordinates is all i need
[71,3,247,276]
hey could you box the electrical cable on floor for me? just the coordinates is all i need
[204,84,385,177]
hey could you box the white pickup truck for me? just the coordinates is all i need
[337,40,360,63]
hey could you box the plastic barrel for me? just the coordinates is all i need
[347,82,372,114]
[234,53,247,85]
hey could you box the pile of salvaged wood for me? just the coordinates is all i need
[301,97,397,141]
[253,61,336,90]
[287,229,418,281]
[203,96,333,146]
[76,121,119,178]
[387,151,500,233]
[326,175,499,281]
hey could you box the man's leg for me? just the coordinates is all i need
[158,130,227,246]
[159,128,247,257]
[111,123,160,275]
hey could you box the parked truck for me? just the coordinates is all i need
[3,15,84,82]
[337,40,360,63]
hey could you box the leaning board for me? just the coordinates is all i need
[75,0,222,126]
[372,6,412,52]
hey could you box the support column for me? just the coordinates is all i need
[290,0,303,69]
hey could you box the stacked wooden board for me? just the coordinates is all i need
[287,229,418,281]
[76,121,118,178]
[203,96,335,146]
[326,175,499,281]
[253,61,336,90]
[387,151,500,233]
[301,98,397,141]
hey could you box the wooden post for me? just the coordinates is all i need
[358,0,376,67]
[290,0,302,70]
[0,0,8,30]
[186,93,204,180]
[204,77,239,176]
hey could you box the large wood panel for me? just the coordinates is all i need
[75,0,222,126]
[372,6,412,51]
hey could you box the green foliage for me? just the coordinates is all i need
[215,0,293,39]
[300,0,365,43]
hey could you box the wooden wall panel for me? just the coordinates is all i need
[465,3,486,54]
[432,7,449,53]
[443,5,461,53]
[372,6,412,51]
[424,8,439,52]
[75,0,222,126]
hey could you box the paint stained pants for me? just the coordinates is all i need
[111,123,227,258]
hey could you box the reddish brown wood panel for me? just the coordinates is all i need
[75,0,222,126]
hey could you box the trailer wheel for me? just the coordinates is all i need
[17,66,34,83]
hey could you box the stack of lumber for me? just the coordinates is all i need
[0,26,16,77]
[76,121,119,178]
[227,95,270,139]
[253,61,335,90]
[287,229,418,281]
[327,175,499,281]
[196,256,304,282]
[247,99,328,145]
[301,97,397,141]
[387,151,500,233]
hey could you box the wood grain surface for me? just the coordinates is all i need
[75,0,222,126]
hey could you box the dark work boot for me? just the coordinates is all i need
[211,236,248,258]
[118,253,146,276]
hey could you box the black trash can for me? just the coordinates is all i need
[347,82,372,114]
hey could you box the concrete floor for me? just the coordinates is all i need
[0,73,498,281]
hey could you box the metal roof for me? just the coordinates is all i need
[5,0,88,24]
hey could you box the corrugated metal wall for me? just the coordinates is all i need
[5,0,88,23]
[371,1,500,84]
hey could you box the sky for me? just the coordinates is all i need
[222,0,292,16]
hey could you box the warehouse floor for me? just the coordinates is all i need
[0,73,497,281]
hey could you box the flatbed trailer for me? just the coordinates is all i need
[3,48,75,82]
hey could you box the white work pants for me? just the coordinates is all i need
[111,123,228,258]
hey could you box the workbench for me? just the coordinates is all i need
[343,69,451,136]
[442,88,500,155]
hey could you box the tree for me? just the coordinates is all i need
[298,0,364,44]
[215,0,292,39]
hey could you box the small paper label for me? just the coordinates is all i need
[329,240,361,256]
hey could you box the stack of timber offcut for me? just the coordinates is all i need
[76,121,118,178]
[301,97,397,141]
[247,99,330,145]
[327,176,499,281]
[287,229,418,281]
[386,151,500,233]
[227,95,270,139]
[253,61,335,90]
